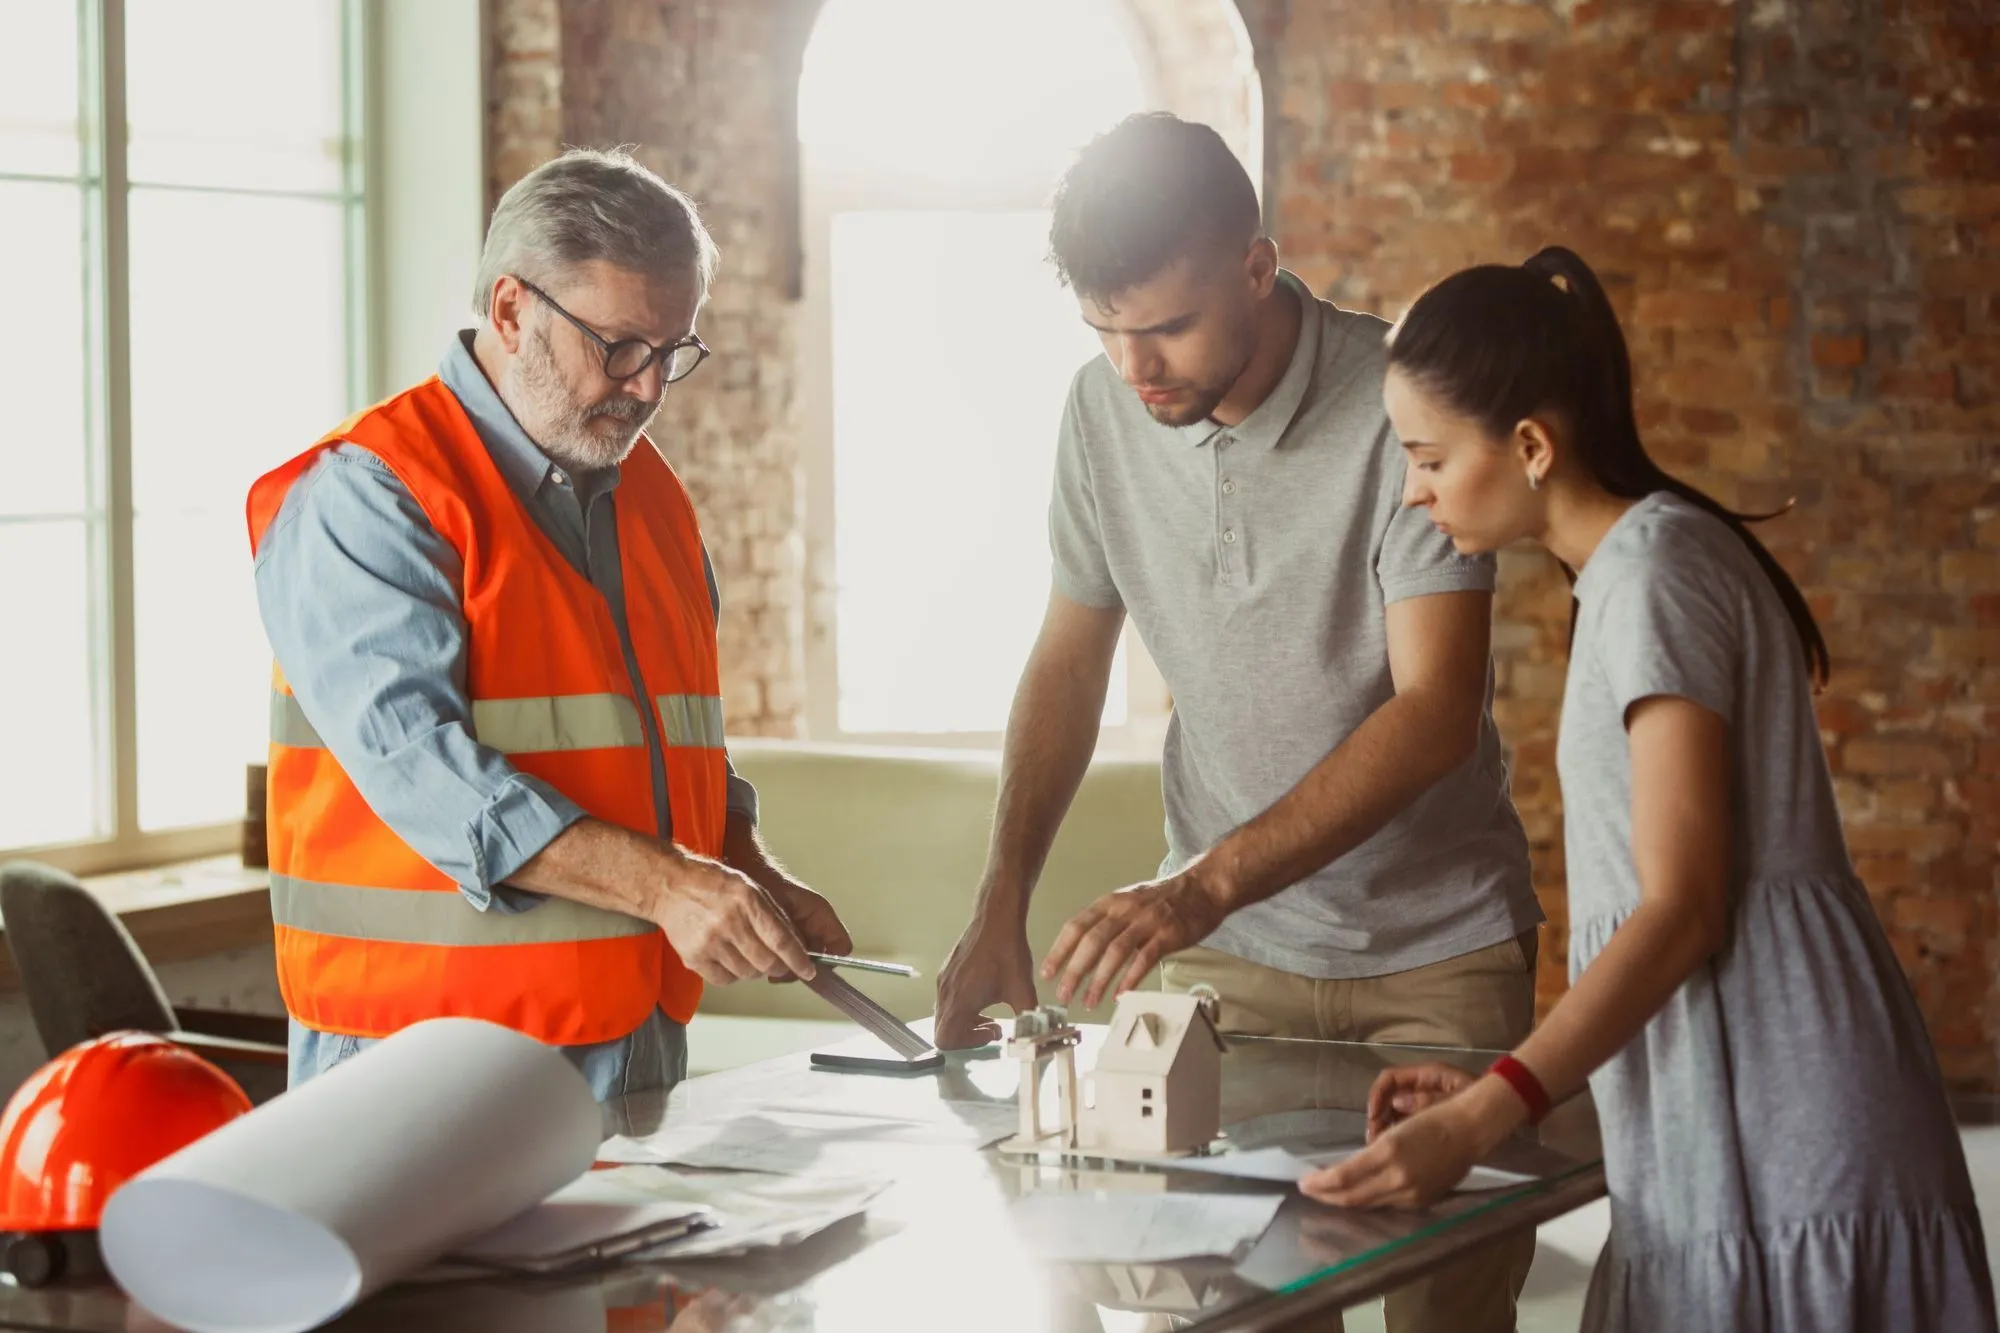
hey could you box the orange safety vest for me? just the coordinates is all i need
[245,376,723,1045]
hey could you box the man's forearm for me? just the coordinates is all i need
[979,657,1112,923]
[1194,689,1479,910]
[510,817,684,920]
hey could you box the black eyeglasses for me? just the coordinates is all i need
[515,277,710,383]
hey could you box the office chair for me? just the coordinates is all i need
[0,860,288,1104]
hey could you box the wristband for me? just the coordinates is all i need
[1488,1053,1552,1124]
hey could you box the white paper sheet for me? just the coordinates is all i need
[100,1018,602,1333]
[664,1059,1015,1128]
[758,1098,1022,1141]
[1009,1191,1284,1263]
[579,1165,889,1260]
[1166,1146,1328,1183]
[1166,1146,1536,1192]
[600,1100,1018,1172]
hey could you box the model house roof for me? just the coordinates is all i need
[1093,991,1227,1075]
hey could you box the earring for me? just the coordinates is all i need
[1528,472,1542,492]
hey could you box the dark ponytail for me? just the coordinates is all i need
[1386,245,1829,687]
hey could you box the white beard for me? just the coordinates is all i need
[504,326,659,472]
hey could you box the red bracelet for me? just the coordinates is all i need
[1488,1054,1552,1124]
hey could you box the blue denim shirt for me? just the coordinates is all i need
[259,333,750,1091]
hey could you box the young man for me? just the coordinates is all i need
[932,115,1541,1333]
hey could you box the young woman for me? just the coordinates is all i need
[1302,246,1996,1331]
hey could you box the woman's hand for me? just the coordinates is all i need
[1302,1074,1523,1210]
[1365,1061,1478,1140]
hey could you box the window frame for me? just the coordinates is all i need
[3,0,370,875]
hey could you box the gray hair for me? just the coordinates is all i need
[472,147,720,317]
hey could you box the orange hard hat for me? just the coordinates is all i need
[0,1031,252,1232]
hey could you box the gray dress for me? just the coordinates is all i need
[1559,492,1996,1332]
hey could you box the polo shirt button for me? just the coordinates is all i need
[1222,529,1237,544]
[1221,479,1236,495]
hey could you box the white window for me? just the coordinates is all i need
[797,0,1172,744]
[0,0,365,869]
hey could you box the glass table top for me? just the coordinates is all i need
[0,1028,1603,1332]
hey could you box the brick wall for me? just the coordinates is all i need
[484,0,561,215]
[1262,0,2000,1085]
[558,1,811,737]
[487,0,812,737]
[486,0,2000,1085]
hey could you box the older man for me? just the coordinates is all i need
[250,148,850,1099]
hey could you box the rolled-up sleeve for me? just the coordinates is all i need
[725,756,759,826]
[252,444,583,908]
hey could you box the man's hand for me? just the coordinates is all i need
[934,910,1040,1049]
[719,814,853,979]
[758,871,854,971]
[652,851,817,986]
[1040,871,1233,1010]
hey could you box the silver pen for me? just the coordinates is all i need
[809,952,920,979]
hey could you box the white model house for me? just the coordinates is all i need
[1080,990,1227,1155]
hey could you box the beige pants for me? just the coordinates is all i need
[1161,932,1540,1333]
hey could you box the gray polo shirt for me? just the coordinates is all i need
[1050,272,1539,979]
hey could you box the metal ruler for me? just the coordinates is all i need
[809,952,918,979]
[804,968,937,1061]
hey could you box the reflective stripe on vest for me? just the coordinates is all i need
[475,695,647,753]
[269,873,656,946]
[272,691,720,753]
[270,691,325,749]
[656,694,725,749]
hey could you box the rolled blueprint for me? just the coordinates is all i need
[100,1017,600,1333]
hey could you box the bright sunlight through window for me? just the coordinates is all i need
[799,0,1149,736]
[0,0,360,858]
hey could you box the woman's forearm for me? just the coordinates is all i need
[1509,896,1724,1105]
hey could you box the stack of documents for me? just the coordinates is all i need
[444,1177,713,1276]
[563,1167,889,1261]
[432,1166,887,1273]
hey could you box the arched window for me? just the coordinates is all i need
[797,0,1258,743]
